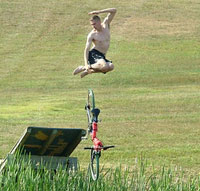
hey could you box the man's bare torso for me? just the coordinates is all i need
[90,23,110,54]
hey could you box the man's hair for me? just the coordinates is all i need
[90,15,101,22]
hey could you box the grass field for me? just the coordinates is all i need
[0,0,200,176]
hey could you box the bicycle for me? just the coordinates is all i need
[83,89,114,181]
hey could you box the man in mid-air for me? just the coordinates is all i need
[73,8,117,78]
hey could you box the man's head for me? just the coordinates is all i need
[90,15,102,31]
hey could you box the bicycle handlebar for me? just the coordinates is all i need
[84,145,115,150]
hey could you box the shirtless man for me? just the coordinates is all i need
[73,8,117,78]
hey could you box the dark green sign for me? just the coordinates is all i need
[10,127,86,157]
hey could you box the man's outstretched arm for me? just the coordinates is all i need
[84,33,93,69]
[88,8,117,25]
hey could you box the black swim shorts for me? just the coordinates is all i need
[88,49,111,65]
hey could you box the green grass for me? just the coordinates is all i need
[1,154,200,191]
[0,0,200,176]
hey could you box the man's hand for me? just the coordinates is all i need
[85,65,92,72]
[88,8,117,25]
[85,65,93,74]
[85,65,90,70]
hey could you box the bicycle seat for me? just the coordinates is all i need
[91,108,100,122]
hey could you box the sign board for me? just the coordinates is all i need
[0,127,86,172]
[10,126,86,157]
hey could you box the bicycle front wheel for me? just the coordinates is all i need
[86,89,95,124]
[90,150,100,181]
[88,89,95,110]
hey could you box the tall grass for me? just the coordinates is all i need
[1,154,200,191]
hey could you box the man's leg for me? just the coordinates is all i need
[90,59,114,73]
[72,61,105,75]
[80,68,96,78]
[80,59,114,78]
[73,65,85,75]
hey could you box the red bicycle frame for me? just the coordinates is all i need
[91,122,103,151]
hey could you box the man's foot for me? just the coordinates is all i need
[81,70,89,78]
[73,66,85,75]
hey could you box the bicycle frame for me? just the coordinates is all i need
[86,108,103,151]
